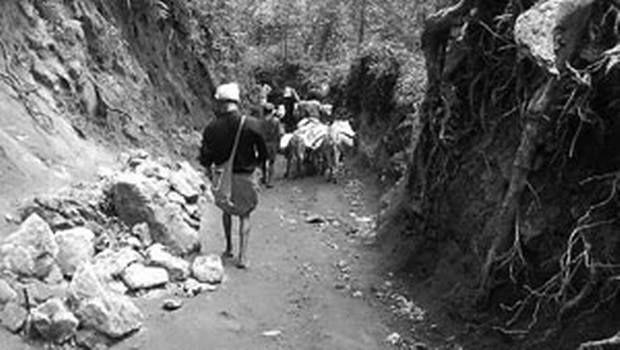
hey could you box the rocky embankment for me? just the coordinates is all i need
[0,0,216,218]
[0,151,224,348]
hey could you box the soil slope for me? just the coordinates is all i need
[0,0,217,234]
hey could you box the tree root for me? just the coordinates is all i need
[410,0,476,202]
[421,0,474,103]
[579,332,620,350]
[410,0,620,345]
[492,175,619,334]
[479,77,561,302]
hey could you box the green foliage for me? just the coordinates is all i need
[345,41,411,123]
[146,0,171,23]
[394,52,426,108]
[250,55,340,97]
[173,0,440,109]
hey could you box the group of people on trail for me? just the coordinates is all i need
[198,82,354,269]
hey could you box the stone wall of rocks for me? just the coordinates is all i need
[0,151,224,348]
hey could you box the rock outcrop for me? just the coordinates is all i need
[55,227,96,277]
[31,298,79,343]
[110,154,207,255]
[146,244,191,281]
[515,0,596,74]
[192,255,225,284]
[69,263,143,339]
[0,214,59,278]
[0,151,219,346]
[121,263,169,290]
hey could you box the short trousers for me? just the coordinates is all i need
[228,172,259,216]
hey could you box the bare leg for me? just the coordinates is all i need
[269,159,275,182]
[237,214,251,268]
[222,212,233,258]
[266,159,275,187]
[295,154,302,178]
[261,161,267,184]
[285,155,291,178]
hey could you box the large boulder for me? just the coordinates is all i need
[146,244,190,281]
[75,328,112,350]
[75,297,142,339]
[131,222,153,247]
[182,278,218,297]
[135,159,171,180]
[92,247,143,281]
[69,263,143,338]
[169,173,199,203]
[152,202,201,254]
[168,161,206,203]
[191,255,224,284]
[69,263,106,302]
[0,302,28,333]
[31,298,79,343]
[167,191,186,204]
[110,173,160,221]
[45,264,65,285]
[18,279,69,304]
[111,173,200,255]
[514,0,595,74]
[17,184,108,231]
[1,214,59,278]
[121,263,169,290]
[55,227,95,277]
[121,149,150,170]
[184,203,201,222]
[0,279,18,304]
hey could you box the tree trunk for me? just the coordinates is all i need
[357,0,366,54]
[420,0,474,102]
[408,0,475,194]
[316,10,337,61]
[283,24,288,63]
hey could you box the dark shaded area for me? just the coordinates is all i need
[340,0,620,348]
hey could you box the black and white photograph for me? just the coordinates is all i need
[0,0,619,349]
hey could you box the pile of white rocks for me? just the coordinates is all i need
[0,151,224,348]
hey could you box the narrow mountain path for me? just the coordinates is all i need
[117,168,395,350]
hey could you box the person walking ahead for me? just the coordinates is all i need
[281,86,300,133]
[260,102,282,188]
[199,83,268,268]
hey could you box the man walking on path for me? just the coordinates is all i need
[199,83,268,268]
[260,102,282,188]
[281,86,300,133]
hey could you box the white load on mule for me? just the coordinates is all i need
[279,118,356,152]
[295,117,329,150]
[278,118,356,180]
[279,117,328,151]
[329,120,355,148]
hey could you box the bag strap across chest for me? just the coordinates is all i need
[229,115,246,164]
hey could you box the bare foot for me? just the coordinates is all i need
[236,257,249,269]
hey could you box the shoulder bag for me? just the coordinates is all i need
[212,115,246,215]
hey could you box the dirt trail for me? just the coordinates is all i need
[0,160,410,350]
[113,171,393,350]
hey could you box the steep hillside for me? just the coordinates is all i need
[0,0,217,230]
